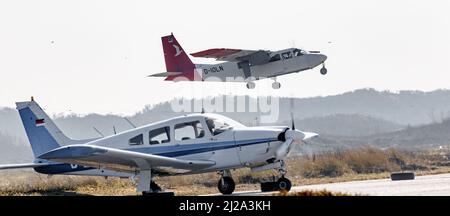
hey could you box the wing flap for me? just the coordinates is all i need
[38,145,215,173]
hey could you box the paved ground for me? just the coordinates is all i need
[210,173,450,196]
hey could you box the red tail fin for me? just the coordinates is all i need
[161,34,200,81]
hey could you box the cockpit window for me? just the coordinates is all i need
[282,51,293,59]
[205,117,233,136]
[293,49,308,56]
[175,121,205,141]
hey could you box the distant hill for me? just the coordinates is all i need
[0,132,32,163]
[128,88,450,126]
[298,118,450,155]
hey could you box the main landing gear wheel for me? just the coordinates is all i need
[277,177,292,192]
[218,176,235,195]
[246,82,256,89]
[272,82,281,89]
[150,181,162,192]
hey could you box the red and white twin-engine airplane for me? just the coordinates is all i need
[150,34,328,89]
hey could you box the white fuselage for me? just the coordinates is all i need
[36,113,288,177]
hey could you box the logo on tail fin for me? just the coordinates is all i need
[173,44,183,57]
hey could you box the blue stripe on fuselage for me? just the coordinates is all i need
[130,138,278,157]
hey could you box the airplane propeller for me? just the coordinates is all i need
[275,98,318,160]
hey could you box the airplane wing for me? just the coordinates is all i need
[0,162,55,170]
[191,48,271,65]
[38,144,216,174]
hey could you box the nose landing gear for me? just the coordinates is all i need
[320,63,327,75]
[259,160,293,193]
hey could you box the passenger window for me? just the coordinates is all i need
[129,134,143,145]
[175,121,205,141]
[269,54,281,62]
[149,127,170,145]
[282,51,293,60]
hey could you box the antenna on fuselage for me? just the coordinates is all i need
[113,126,117,135]
[92,127,104,137]
[123,117,136,128]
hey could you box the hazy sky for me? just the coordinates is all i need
[0,0,449,115]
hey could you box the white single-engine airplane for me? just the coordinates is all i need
[0,99,317,195]
[150,34,328,89]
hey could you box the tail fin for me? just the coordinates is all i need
[161,34,201,81]
[16,99,96,157]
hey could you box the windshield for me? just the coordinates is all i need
[293,49,309,56]
[204,114,245,135]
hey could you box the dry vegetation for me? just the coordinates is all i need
[0,146,449,196]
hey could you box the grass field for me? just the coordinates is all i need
[0,146,449,196]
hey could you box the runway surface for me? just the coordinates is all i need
[210,173,450,196]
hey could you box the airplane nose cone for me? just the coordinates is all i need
[285,129,319,142]
[306,54,327,69]
[285,130,305,142]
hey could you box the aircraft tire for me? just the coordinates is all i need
[277,177,292,192]
[391,172,415,181]
[246,82,256,89]
[218,176,235,195]
[320,67,327,75]
[272,82,281,89]
[151,181,162,192]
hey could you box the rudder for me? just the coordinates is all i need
[161,34,201,81]
[16,99,96,157]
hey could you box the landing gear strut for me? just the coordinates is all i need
[217,170,235,195]
[138,169,172,196]
[276,160,292,192]
[320,63,327,75]
[142,181,163,195]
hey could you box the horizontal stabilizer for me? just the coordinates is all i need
[148,72,183,77]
